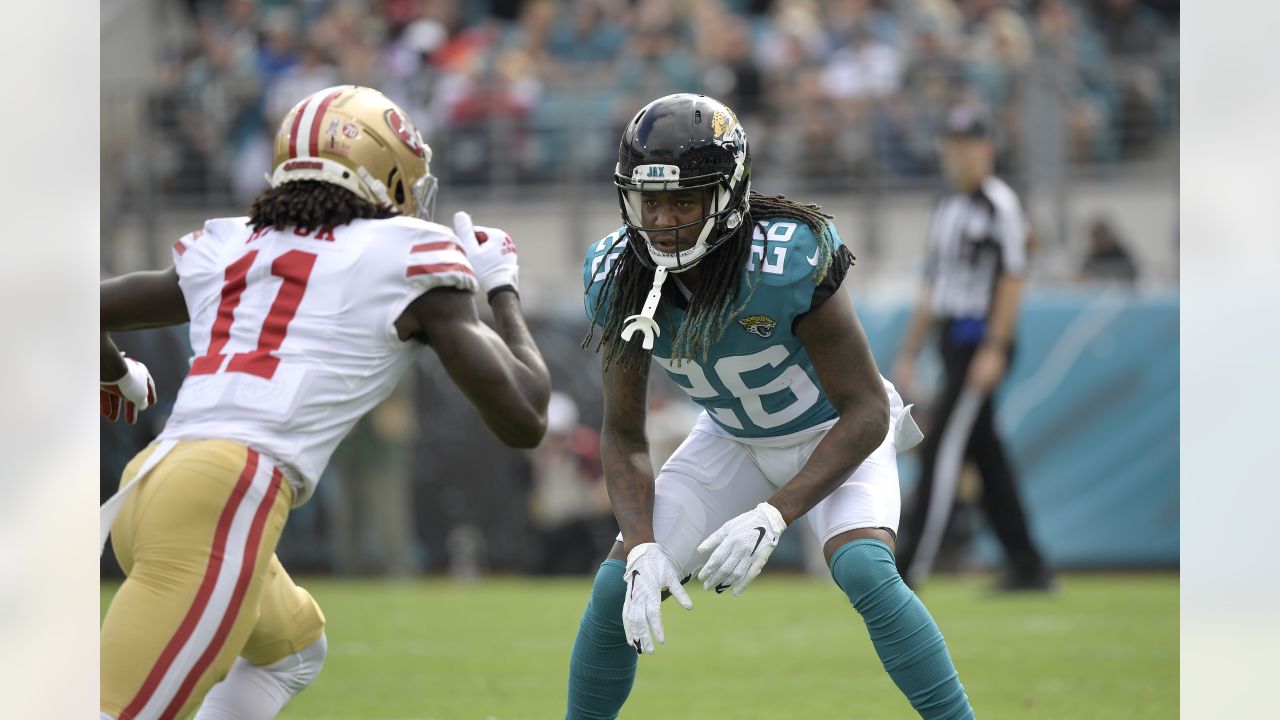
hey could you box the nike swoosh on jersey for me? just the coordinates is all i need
[751,526,767,554]
[807,247,820,266]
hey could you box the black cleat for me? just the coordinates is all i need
[992,568,1059,594]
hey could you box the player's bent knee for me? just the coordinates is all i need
[828,538,902,609]
[276,632,327,693]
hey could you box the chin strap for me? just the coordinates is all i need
[620,266,668,350]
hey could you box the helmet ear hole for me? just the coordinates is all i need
[393,180,405,206]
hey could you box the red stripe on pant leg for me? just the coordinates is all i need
[119,449,260,720]
[308,89,344,157]
[159,467,284,720]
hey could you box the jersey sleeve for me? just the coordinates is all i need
[792,221,855,332]
[583,228,627,328]
[171,217,250,321]
[402,227,479,296]
[987,181,1029,276]
[379,220,479,346]
[172,217,247,278]
[923,199,941,281]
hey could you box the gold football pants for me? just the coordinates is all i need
[101,439,325,720]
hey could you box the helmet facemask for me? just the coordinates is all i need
[615,160,748,273]
[410,145,439,221]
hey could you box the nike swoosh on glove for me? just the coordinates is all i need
[622,543,693,655]
[696,502,787,596]
[453,210,518,298]
[101,355,157,425]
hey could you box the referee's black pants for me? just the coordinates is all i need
[896,333,1046,584]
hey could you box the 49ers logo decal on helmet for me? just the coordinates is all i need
[384,108,424,158]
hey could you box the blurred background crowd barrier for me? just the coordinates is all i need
[101,0,1178,578]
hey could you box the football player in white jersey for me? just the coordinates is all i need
[98,85,550,720]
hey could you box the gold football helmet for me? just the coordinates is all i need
[270,85,438,220]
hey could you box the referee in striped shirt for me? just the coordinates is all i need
[892,103,1054,592]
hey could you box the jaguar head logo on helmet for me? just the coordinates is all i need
[614,93,752,273]
[270,85,438,221]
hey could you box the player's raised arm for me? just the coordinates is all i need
[770,286,890,525]
[397,216,550,449]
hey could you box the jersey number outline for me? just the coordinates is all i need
[189,249,318,380]
[654,344,820,430]
[746,221,796,276]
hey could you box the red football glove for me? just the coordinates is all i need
[101,356,157,425]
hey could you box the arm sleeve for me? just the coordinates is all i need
[382,224,479,347]
[402,231,479,296]
[170,218,247,320]
[792,222,855,333]
[992,191,1029,276]
[583,230,626,327]
[172,219,238,278]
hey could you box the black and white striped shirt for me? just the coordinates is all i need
[924,175,1028,320]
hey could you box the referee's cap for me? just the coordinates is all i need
[941,103,992,140]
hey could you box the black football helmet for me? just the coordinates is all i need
[614,93,751,272]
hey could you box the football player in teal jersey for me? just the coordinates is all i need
[565,94,975,720]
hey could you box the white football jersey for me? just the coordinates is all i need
[157,215,478,506]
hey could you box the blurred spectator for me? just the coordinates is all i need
[1031,0,1118,163]
[613,2,699,126]
[326,380,420,577]
[755,0,828,75]
[527,392,614,574]
[1079,217,1139,283]
[106,0,1179,203]
[872,0,964,176]
[1088,0,1172,157]
[693,0,764,119]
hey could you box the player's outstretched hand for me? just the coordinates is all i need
[696,502,787,596]
[453,211,518,299]
[623,543,693,655]
[101,355,157,425]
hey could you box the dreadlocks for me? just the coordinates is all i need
[583,191,840,369]
[247,180,398,232]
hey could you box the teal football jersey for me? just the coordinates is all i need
[583,217,854,439]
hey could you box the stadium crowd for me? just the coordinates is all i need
[133,0,1177,204]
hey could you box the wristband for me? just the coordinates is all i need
[487,285,519,304]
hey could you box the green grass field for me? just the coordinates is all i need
[102,572,1177,719]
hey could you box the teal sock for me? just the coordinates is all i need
[566,559,637,720]
[830,539,975,720]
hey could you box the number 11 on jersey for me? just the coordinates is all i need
[189,249,317,380]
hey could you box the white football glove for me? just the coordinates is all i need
[696,502,788,596]
[100,355,157,425]
[622,543,693,655]
[453,210,518,299]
